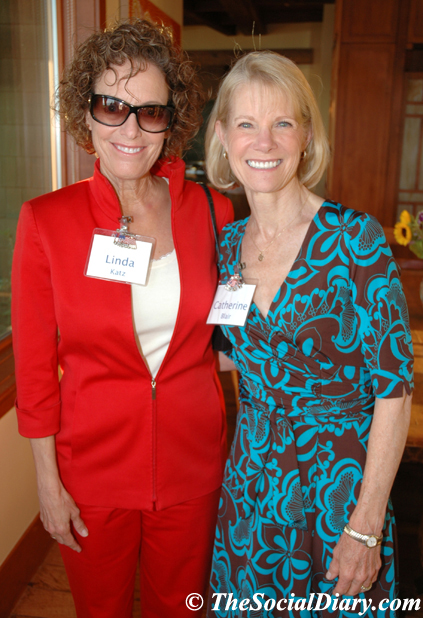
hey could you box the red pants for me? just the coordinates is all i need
[59,488,220,618]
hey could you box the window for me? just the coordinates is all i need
[0,0,60,415]
[398,74,423,218]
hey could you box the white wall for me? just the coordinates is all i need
[183,21,316,50]
[0,408,39,566]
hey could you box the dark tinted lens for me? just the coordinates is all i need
[137,106,172,132]
[92,96,130,126]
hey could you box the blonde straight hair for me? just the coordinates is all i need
[205,51,330,190]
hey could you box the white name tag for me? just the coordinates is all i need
[84,229,155,286]
[207,283,256,326]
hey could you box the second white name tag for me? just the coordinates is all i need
[207,283,256,327]
[85,229,155,286]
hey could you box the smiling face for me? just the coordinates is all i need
[215,81,310,198]
[86,61,169,190]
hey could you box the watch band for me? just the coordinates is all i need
[344,524,383,548]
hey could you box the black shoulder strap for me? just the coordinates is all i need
[198,182,219,256]
[198,183,232,353]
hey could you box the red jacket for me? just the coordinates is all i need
[12,158,233,510]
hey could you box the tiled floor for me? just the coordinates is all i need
[8,270,423,617]
[9,543,76,618]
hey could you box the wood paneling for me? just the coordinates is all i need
[0,515,53,618]
[329,44,396,222]
[341,0,400,43]
[408,0,423,43]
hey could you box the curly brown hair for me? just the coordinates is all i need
[57,19,206,158]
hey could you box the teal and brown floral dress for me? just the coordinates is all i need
[208,202,414,617]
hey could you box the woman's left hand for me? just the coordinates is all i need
[326,392,411,596]
[326,532,381,596]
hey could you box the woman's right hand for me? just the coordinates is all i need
[38,482,88,552]
[30,436,88,552]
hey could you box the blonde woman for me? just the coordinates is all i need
[205,51,413,616]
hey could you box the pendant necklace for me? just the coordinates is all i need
[248,194,308,262]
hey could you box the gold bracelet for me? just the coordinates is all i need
[344,524,383,548]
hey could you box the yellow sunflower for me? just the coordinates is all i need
[394,221,412,246]
[400,210,411,224]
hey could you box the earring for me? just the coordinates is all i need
[301,150,307,160]
[223,150,228,160]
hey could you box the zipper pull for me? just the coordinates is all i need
[151,379,156,400]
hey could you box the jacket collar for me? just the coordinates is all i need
[88,157,187,224]
[151,157,186,214]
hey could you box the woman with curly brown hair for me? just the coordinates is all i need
[12,19,233,618]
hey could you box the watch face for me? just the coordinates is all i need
[367,536,377,548]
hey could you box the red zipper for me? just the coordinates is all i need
[151,379,157,506]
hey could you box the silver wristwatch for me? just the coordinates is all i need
[343,524,383,548]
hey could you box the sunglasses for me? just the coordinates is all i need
[89,94,174,133]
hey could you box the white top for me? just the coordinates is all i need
[131,249,180,378]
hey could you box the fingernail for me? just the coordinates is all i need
[326,572,332,580]
[81,529,88,537]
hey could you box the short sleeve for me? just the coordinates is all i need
[347,213,414,398]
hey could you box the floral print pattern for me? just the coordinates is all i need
[208,202,413,617]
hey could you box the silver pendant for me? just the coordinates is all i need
[258,253,264,261]
[224,273,243,291]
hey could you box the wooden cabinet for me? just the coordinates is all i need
[327,0,409,226]
[409,0,423,42]
[341,0,400,43]
[329,45,397,223]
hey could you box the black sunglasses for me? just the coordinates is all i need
[89,94,174,133]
